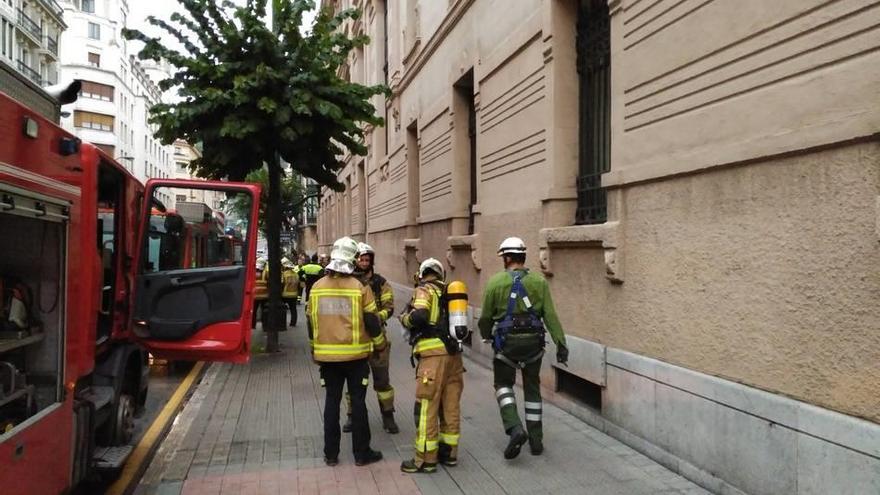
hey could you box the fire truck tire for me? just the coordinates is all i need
[111,394,136,445]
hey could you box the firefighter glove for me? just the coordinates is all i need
[556,344,569,366]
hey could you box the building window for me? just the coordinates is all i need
[176,194,187,202]
[73,111,114,131]
[575,0,611,225]
[88,52,100,67]
[79,81,114,101]
[95,144,115,156]
[88,22,100,40]
[81,0,95,13]
[1,19,13,60]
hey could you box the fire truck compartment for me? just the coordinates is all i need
[0,185,67,438]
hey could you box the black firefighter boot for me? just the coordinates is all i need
[342,414,353,433]
[382,411,399,434]
[504,424,529,460]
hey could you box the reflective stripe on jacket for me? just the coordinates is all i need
[401,281,447,358]
[282,268,299,298]
[254,269,268,301]
[307,274,378,362]
[360,272,394,324]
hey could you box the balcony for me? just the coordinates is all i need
[46,36,58,57]
[43,0,64,18]
[17,9,41,43]
[17,60,42,85]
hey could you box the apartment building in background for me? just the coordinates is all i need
[0,0,65,86]
[317,1,880,493]
[57,0,174,205]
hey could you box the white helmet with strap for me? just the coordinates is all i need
[326,237,359,274]
[357,242,374,256]
[497,236,527,256]
[418,257,445,281]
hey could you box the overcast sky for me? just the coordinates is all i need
[129,1,317,54]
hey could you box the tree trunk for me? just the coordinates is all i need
[265,154,283,353]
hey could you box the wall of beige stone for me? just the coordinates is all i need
[317,0,880,425]
[548,142,880,423]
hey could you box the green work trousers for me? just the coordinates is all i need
[493,351,543,445]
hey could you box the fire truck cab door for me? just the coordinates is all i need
[131,180,260,363]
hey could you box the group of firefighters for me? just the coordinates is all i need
[255,236,569,473]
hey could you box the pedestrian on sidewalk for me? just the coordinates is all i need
[342,242,400,434]
[281,257,300,327]
[399,258,465,474]
[298,254,325,302]
[251,256,268,329]
[307,237,384,467]
[478,237,569,459]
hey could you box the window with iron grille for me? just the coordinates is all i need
[575,0,611,225]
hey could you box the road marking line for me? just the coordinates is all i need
[106,361,206,495]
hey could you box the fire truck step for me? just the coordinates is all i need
[93,445,134,470]
[83,385,115,411]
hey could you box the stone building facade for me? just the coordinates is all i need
[317,1,880,493]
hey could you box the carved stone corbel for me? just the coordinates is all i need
[403,237,421,264]
[539,222,624,283]
[447,234,481,272]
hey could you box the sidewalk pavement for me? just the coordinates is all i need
[134,304,711,495]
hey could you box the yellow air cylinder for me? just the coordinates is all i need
[447,281,469,349]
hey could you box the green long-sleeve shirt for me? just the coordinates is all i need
[477,268,567,348]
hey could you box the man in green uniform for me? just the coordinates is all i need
[478,237,569,459]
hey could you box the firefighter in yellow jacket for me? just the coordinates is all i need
[281,257,300,327]
[307,237,384,467]
[399,258,464,473]
[251,257,268,329]
[342,242,399,434]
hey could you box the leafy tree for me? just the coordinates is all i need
[226,167,305,237]
[124,0,386,352]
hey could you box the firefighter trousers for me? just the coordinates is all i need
[320,359,372,461]
[493,352,543,445]
[282,297,298,327]
[412,353,464,466]
[251,299,266,329]
[345,341,395,414]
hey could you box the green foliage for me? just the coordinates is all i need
[225,167,305,236]
[123,0,388,189]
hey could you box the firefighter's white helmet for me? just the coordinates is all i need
[327,237,359,274]
[281,257,294,269]
[418,258,445,281]
[497,237,527,256]
[357,242,374,256]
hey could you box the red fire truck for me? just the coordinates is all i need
[0,85,260,494]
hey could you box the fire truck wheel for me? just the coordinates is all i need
[113,394,136,445]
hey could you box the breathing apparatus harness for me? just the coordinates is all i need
[492,270,546,369]
[405,280,463,367]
